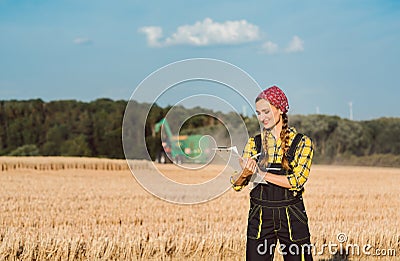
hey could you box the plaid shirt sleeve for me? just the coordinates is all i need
[242,137,257,159]
[287,135,314,191]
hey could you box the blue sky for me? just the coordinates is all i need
[0,0,399,120]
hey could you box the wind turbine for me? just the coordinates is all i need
[349,102,353,120]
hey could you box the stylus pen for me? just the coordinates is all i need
[250,153,261,159]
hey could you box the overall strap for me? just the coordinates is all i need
[286,133,304,164]
[254,134,262,162]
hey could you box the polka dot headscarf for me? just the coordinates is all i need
[257,85,289,114]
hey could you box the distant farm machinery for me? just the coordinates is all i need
[154,118,212,164]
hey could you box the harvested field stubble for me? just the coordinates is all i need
[0,157,399,260]
[0,156,131,171]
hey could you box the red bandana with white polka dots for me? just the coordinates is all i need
[257,86,289,114]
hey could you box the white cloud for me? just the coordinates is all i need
[285,35,304,53]
[260,36,304,55]
[139,19,304,55]
[73,37,92,45]
[138,26,163,47]
[139,18,260,47]
[262,41,279,54]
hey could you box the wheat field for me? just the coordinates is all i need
[0,157,399,260]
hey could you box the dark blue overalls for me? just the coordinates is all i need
[246,134,313,261]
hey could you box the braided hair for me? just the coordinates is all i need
[280,113,290,170]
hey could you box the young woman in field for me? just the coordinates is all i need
[232,86,314,260]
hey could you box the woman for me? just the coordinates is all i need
[232,86,314,260]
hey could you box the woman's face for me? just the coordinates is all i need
[255,99,282,129]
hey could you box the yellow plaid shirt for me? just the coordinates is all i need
[241,127,314,191]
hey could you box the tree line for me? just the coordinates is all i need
[1,99,399,167]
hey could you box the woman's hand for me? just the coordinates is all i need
[240,158,257,177]
[232,157,257,190]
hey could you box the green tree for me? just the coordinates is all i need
[9,144,39,156]
[60,135,91,156]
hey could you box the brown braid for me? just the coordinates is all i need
[259,127,269,167]
[280,113,291,170]
[255,96,269,168]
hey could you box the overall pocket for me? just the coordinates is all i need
[248,203,261,221]
[286,201,310,242]
[247,203,263,239]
